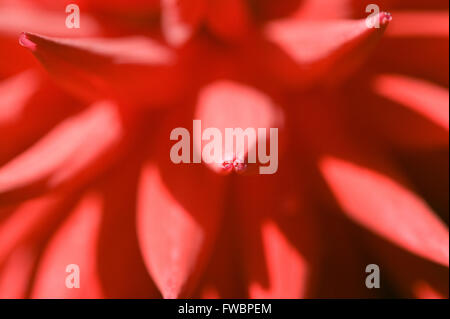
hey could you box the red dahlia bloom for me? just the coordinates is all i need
[0,0,448,299]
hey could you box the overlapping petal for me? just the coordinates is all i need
[320,157,449,267]
[31,192,104,298]
[0,101,123,202]
[264,13,391,89]
[137,161,225,298]
[0,192,76,298]
[19,32,185,106]
[96,162,160,298]
[0,71,81,164]
[137,114,226,298]
[370,74,449,147]
[234,159,321,298]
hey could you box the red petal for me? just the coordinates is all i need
[360,74,450,148]
[31,193,104,298]
[191,215,246,298]
[0,192,77,298]
[0,101,123,202]
[194,81,283,174]
[362,229,449,298]
[0,71,82,165]
[161,0,207,46]
[19,32,184,106]
[234,159,321,298]
[414,281,447,299]
[373,74,449,131]
[264,13,390,88]
[137,114,226,299]
[137,160,225,298]
[0,195,63,263]
[0,71,40,126]
[96,163,160,298]
[372,11,449,85]
[320,156,449,267]
[0,246,35,298]
[136,106,227,298]
[344,75,449,149]
[249,221,309,298]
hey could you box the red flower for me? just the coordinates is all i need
[0,0,448,298]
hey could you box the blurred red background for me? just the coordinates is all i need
[0,0,448,299]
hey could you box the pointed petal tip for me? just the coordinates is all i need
[366,12,392,30]
[379,12,393,26]
[19,32,36,51]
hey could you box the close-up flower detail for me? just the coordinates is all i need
[0,0,448,299]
